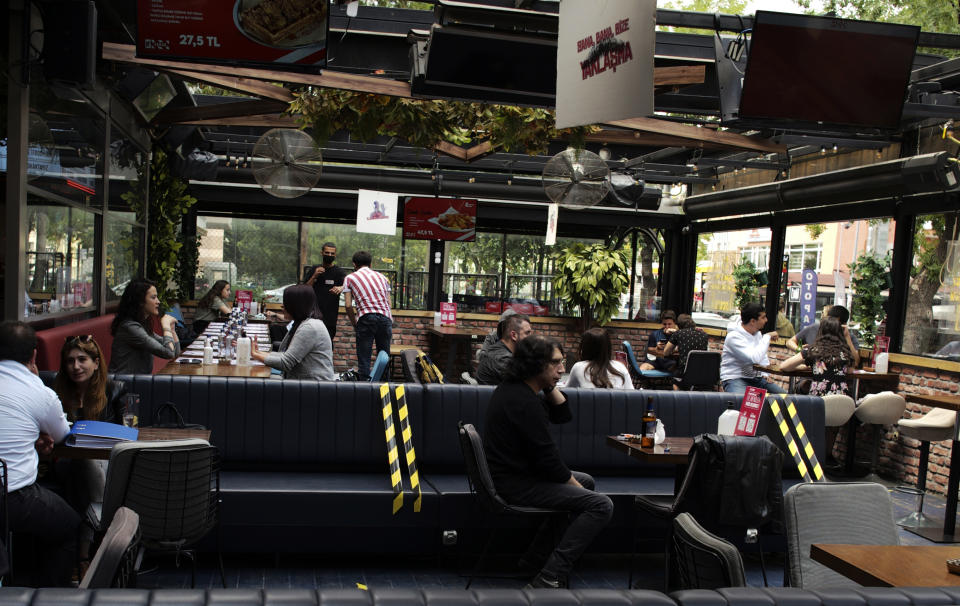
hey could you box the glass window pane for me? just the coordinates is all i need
[631,231,662,321]
[105,212,142,303]
[694,228,771,328]
[445,233,504,313]
[25,196,96,315]
[108,130,146,215]
[903,212,960,357]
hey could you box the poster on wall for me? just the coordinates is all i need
[555,0,656,128]
[356,190,398,236]
[136,0,329,71]
[403,197,477,242]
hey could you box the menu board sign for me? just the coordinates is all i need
[403,198,476,242]
[734,386,766,436]
[137,0,329,71]
[440,302,457,326]
[235,289,253,312]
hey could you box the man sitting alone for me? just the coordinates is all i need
[483,335,613,588]
[720,302,785,394]
[476,313,532,385]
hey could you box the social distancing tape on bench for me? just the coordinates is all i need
[394,384,422,512]
[380,383,403,514]
[769,397,824,483]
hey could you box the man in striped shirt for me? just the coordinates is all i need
[343,250,393,380]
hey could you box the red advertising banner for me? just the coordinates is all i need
[440,302,457,326]
[734,386,766,436]
[235,290,253,312]
[403,198,476,242]
[136,0,329,70]
[873,335,890,358]
[484,301,503,314]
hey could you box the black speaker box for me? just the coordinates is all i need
[41,0,97,89]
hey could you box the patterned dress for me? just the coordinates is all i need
[801,346,851,397]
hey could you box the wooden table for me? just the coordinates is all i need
[810,543,960,586]
[52,427,212,460]
[427,326,488,379]
[607,435,693,492]
[753,364,899,396]
[157,361,274,377]
[904,393,960,543]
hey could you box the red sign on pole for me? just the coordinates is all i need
[734,386,766,436]
[440,302,457,326]
[403,198,476,241]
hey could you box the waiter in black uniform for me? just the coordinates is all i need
[303,242,346,340]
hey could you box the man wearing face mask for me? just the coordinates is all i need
[303,242,346,340]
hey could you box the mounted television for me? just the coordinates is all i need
[736,11,919,130]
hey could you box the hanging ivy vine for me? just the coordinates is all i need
[288,88,598,155]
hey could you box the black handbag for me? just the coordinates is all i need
[153,402,206,430]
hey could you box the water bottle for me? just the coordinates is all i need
[203,338,214,365]
[236,331,251,365]
[718,401,739,436]
[874,351,889,374]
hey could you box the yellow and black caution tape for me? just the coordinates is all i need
[380,383,403,514]
[395,385,422,512]
[769,398,822,483]
[785,399,824,482]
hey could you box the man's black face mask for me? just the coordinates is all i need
[323,255,335,264]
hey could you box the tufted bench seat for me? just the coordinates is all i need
[103,376,824,555]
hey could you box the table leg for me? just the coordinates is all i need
[444,338,457,380]
[906,435,960,543]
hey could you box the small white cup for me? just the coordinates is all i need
[433,312,442,327]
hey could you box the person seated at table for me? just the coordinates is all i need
[565,328,633,389]
[483,335,613,588]
[786,304,860,367]
[192,280,232,335]
[779,316,855,397]
[477,313,532,385]
[51,334,126,564]
[251,285,335,381]
[478,308,519,363]
[720,302,784,394]
[109,278,181,374]
[664,313,709,377]
[639,310,678,372]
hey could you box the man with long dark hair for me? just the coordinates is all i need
[483,335,613,588]
[0,321,78,586]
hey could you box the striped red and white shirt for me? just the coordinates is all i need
[343,266,393,320]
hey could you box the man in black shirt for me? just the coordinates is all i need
[303,242,346,340]
[483,335,613,588]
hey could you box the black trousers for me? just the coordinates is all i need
[8,482,81,587]
[502,471,613,581]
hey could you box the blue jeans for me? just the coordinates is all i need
[356,313,392,380]
[722,376,786,395]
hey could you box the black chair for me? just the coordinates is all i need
[400,348,422,383]
[80,506,141,589]
[101,439,225,588]
[676,351,722,391]
[673,512,746,590]
[457,422,564,589]
[634,434,783,590]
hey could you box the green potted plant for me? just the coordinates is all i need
[849,251,891,348]
[733,258,760,309]
[552,242,630,330]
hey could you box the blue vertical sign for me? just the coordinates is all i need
[800,269,818,329]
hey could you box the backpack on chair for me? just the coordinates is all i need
[415,351,444,384]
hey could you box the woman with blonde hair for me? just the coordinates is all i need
[565,327,633,389]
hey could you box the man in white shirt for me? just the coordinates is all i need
[0,321,78,586]
[720,302,785,394]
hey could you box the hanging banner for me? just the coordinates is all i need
[555,0,656,128]
[702,251,738,314]
[833,270,846,307]
[800,269,818,329]
[356,190,398,236]
[402,197,476,242]
[136,0,329,71]
[546,203,559,246]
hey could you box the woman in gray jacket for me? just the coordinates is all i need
[109,278,181,374]
[251,284,334,381]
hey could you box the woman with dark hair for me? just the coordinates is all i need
[109,278,180,374]
[54,335,126,423]
[565,328,632,389]
[779,316,854,396]
[251,284,334,380]
[192,280,232,334]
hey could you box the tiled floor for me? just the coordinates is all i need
[137,478,949,591]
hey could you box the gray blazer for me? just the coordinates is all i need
[264,318,335,381]
[108,319,180,374]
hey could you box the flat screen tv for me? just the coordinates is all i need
[736,11,919,130]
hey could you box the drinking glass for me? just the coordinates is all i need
[123,393,140,428]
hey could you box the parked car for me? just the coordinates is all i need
[263,283,296,303]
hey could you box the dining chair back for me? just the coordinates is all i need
[678,351,722,391]
[80,506,140,589]
[369,350,391,382]
[783,482,898,589]
[673,512,746,590]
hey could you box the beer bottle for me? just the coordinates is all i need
[641,398,657,448]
